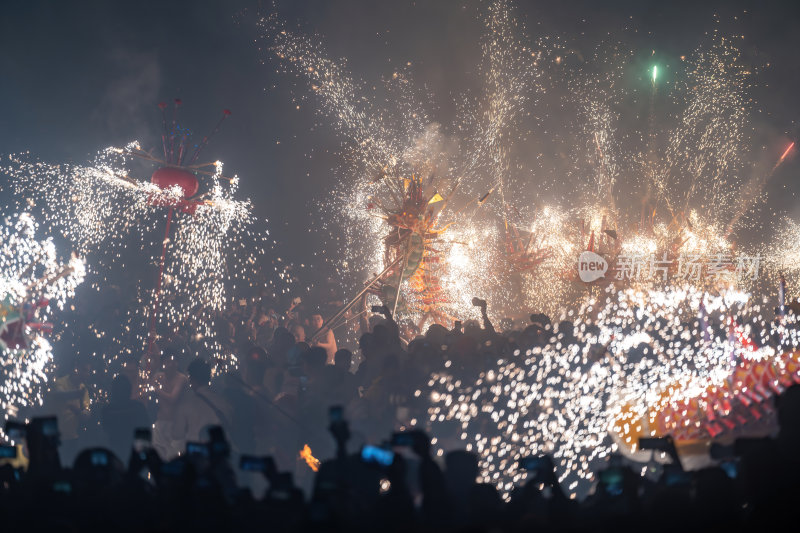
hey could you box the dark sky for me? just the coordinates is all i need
[1,0,799,280]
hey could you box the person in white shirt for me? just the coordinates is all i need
[172,358,230,450]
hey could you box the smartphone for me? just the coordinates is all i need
[371,305,384,313]
[662,464,692,487]
[329,405,344,423]
[390,432,415,447]
[638,436,671,451]
[52,480,72,494]
[599,467,624,496]
[134,427,152,442]
[361,445,394,467]
[639,436,682,466]
[519,456,554,485]
[161,459,186,477]
[472,297,486,307]
[239,455,263,472]
[4,420,26,442]
[240,455,276,474]
[293,297,302,305]
[91,449,109,466]
[210,440,229,456]
[129,428,151,458]
[0,445,17,459]
[38,416,59,437]
[186,441,209,457]
[239,299,247,307]
[720,460,738,479]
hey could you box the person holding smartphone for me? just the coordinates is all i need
[472,297,495,334]
[284,296,302,326]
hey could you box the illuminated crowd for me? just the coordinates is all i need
[2,288,800,531]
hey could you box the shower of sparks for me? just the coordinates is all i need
[422,283,799,501]
[597,36,748,237]
[726,140,795,239]
[512,31,766,313]
[764,218,800,298]
[3,144,284,376]
[262,0,547,327]
[263,1,797,503]
[0,212,85,420]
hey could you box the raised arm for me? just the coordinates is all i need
[472,297,495,334]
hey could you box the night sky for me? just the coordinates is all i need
[1,0,799,286]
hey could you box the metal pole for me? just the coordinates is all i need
[393,236,412,316]
[309,254,404,342]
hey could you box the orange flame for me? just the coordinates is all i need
[300,444,320,472]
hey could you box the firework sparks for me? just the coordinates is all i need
[727,140,796,238]
[424,282,797,500]
[263,0,548,327]
[263,2,796,503]
[763,218,800,299]
[412,26,797,500]
[3,132,280,378]
[503,31,769,314]
[0,212,85,421]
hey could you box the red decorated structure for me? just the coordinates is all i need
[126,100,232,358]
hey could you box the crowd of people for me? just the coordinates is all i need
[4,292,800,531]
